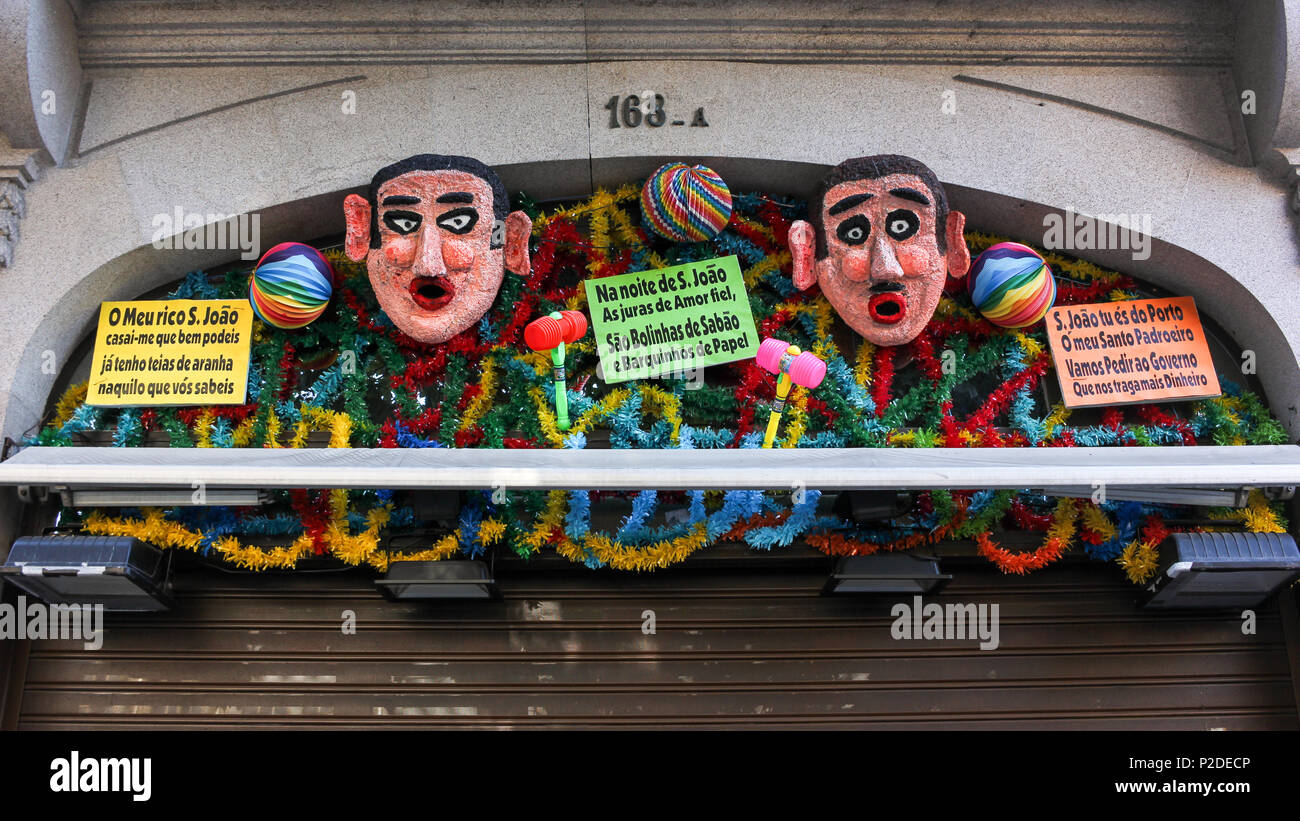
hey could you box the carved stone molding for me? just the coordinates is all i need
[1231,1,1300,232]
[0,132,45,269]
[75,0,1234,69]
[1279,148,1300,214]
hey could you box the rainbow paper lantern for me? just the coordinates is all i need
[640,162,733,242]
[248,242,334,329]
[966,242,1057,329]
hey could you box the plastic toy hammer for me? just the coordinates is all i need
[524,310,588,431]
[756,337,827,448]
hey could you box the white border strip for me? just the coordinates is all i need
[1,445,1299,491]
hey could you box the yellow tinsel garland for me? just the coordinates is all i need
[65,220,1275,578]
[53,382,89,428]
[84,502,509,572]
[1080,502,1118,542]
[194,411,216,448]
[742,251,790,290]
[610,203,668,271]
[458,358,498,433]
[1118,539,1161,584]
[557,523,711,572]
[1209,490,1286,533]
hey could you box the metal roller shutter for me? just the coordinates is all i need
[9,555,1298,729]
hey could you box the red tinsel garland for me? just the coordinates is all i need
[871,345,895,418]
[1135,404,1197,445]
[976,529,1070,575]
[1009,498,1052,530]
[961,354,1048,433]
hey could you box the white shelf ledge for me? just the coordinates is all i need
[1,445,1298,492]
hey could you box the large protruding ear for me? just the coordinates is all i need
[504,210,532,275]
[789,220,817,291]
[944,210,970,279]
[343,194,372,261]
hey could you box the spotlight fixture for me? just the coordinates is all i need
[833,490,913,523]
[374,559,499,601]
[822,553,951,596]
[1143,531,1300,610]
[1,534,174,612]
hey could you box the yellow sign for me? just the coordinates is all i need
[87,300,253,407]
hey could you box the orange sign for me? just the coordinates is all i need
[1044,296,1220,408]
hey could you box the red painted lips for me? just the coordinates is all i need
[868,292,907,324]
[409,276,455,311]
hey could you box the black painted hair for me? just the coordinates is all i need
[811,155,949,258]
[368,154,508,249]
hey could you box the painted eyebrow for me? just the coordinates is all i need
[888,187,930,206]
[381,195,421,206]
[436,192,474,204]
[827,192,873,216]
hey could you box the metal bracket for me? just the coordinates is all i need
[14,485,48,504]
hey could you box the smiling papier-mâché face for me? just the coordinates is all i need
[343,154,531,344]
[788,155,971,347]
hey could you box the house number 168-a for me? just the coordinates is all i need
[604,94,708,129]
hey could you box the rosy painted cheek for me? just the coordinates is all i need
[442,240,474,271]
[896,247,937,277]
[380,235,421,265]
[841,253,870,280]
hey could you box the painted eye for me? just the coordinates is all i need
[436,207,479,234]
[835,215,870,245]
[885,209,919,240]
[382,211,421,235]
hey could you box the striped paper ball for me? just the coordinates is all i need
[966,242,1057,329]
[640,163,733,242]
[248,242,334,330]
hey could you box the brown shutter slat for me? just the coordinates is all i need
[16,562,1298,729]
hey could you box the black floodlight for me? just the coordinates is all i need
[822,553,952,596]
[1143,531,1300,610]
[833,490,913,523]
[375,560,499,601]
[1,535,174,612]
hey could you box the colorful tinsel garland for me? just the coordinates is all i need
[35,184,1291,579]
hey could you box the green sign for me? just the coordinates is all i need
[586,255,759,383]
